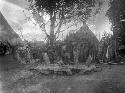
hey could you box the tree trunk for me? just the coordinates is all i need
[49,14,56,46]
[113,31,119,62]
[114,38,120,62]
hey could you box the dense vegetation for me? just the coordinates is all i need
[106,0,125,61]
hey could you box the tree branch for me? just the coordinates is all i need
[55,18,63,34]
[56,32,60,39]
[55,19,60,28]
[55,21,77,35]
[40,23,50,39]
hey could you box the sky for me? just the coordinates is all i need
[0,0,113,41]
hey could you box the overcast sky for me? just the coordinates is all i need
[0,0,112,41]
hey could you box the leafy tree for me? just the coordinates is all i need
[26,0,99,46]
[106,0,125,61]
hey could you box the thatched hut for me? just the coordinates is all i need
[64,24,99,63]
[0,11,22,55]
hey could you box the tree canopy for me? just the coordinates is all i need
[106,0,125,60]
[27,0,95,16]
[106,0,125,45]
[26,0,99,45]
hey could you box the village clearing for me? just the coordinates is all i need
[0,55,125,93]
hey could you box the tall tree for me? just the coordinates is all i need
[106,0,125,60]
[26,0,99,46]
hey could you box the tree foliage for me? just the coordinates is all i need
[106,0,125,59]
[106,0,125,45]
[27,0,95,16]
[26,0,98,45]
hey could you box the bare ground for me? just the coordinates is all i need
[1,55,125,93]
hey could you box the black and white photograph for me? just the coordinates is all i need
[0,0,125,93]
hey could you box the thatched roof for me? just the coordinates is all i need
[0,11,22,46]
[65,24,99,49]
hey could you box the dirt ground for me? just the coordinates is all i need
[1,55,125,93]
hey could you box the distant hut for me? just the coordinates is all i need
[64,24,99,64]
[0,11,22,55]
